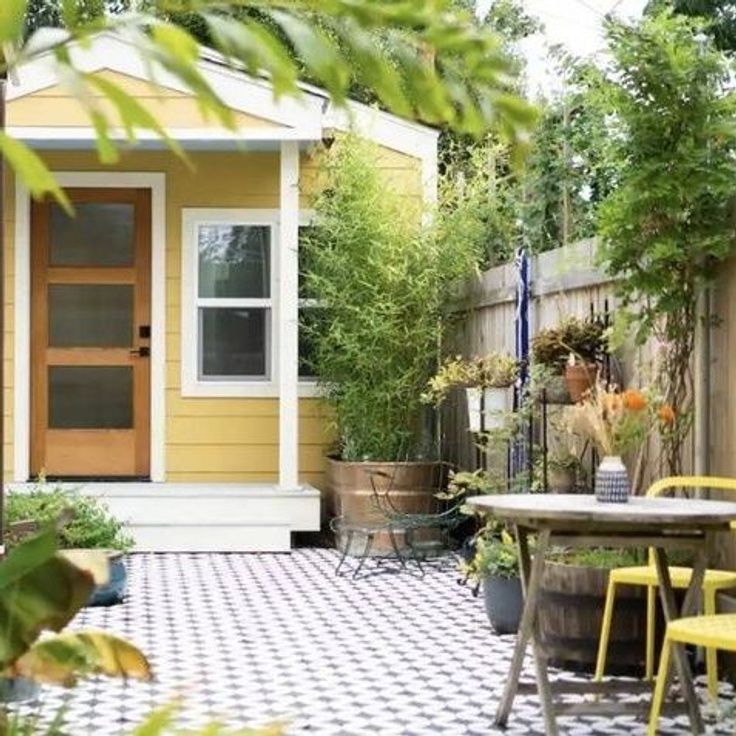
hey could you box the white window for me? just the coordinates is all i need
[182,209,319,397]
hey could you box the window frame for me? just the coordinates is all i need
[181,208,320,398]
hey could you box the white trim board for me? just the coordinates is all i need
[13,171,167,482]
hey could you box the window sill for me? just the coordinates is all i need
[180,380,324,399]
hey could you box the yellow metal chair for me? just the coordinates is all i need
[648,614,736,735]
[594,476,736,700]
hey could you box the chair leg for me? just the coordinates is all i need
[648,637,672,736]
[704,588,719,701]
[646,584,656,681]
[594,577,617,682]
[352,532,374,579]
[388,527,407,570]
[335,530,354,576]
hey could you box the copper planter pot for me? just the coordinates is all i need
[326,458,444,556]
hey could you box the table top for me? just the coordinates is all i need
[467,493,736,529]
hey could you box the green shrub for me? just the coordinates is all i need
[5,487,134,552]
[303,136,481,461]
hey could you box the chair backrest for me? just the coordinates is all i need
[647,475,736,499]
[645,476,736,566]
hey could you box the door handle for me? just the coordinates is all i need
[130,347,150,357]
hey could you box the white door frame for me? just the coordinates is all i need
[14,171,167,482]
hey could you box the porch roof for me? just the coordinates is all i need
[7,32,439,164]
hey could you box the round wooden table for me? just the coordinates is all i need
[467,493,736,736]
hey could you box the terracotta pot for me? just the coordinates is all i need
[564,363,597,403]
[326,458,444,556]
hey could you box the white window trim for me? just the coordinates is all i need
[181,208,322,398]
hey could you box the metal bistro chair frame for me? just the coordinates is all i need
[332,464,464,578]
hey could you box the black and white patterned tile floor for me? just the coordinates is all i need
[24,551,736,735]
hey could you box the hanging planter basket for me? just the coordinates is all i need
[466,386,514,433]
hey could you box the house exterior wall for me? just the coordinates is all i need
[2,144,424,485]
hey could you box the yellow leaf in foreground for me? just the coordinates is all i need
[9,630,152,686]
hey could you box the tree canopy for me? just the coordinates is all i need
[0,0,538,206]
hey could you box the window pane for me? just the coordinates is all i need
[49,284,133,347]
[198,225,270,298]
[298,307,320,379]
[199,308,269,379]
[50,203,134,267]
[49,366,133,429]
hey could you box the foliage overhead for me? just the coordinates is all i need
[646,0,736,52]
[597,10,736,473]
[303,136,482,461]
[1,0,537,206]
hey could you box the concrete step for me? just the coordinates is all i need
[7,482,321,552]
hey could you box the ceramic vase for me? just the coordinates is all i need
[466,387,513,432]
[595,455,630,503]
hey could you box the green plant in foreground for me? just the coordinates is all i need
[0,531,150,700]
[303,136,482,461]
[5,487,134,552]
[463,530,520,582]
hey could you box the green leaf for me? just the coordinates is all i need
[269,10,350,102]
[85,73,186,159]
[0,532,108,670]
[203,14,299,97]
[11,630,152,686]
[0,0,27,45]
[0,134,70,211]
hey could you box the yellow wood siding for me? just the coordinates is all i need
[8,69,287,130]
[2,130,424,484]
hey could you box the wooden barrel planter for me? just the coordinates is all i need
[538,562,649,675]
[326,458,444,555]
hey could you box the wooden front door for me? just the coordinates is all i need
[31,188,151,478]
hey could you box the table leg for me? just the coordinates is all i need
[495,527,556,735]
[653,546,706,735]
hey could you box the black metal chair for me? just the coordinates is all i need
[331,464,464,578]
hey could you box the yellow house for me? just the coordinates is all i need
[3,33,438,551]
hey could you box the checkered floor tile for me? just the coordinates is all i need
[15,550,736,735]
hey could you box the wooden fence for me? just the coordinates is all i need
[441,239,688,487]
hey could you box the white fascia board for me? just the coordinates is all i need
[7,126,322,143]
[8,33,325,133]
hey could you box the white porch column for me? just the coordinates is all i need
[278,141,300,490]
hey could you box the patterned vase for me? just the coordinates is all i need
[595,455,630,503]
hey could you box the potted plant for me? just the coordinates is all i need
[302,137,481,553]
[463,530,523,635]
[423,352,518,432]
[546,452,583,493]
[6,484,134,606]
[563,385,674,503]
[539,547,649,674]
[531,317,605,403]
